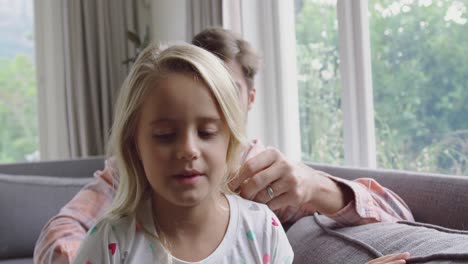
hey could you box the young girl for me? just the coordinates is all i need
[72,43,293,264]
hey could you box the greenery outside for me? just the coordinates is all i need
[295,0,344,164]
[0,55,37,163]
[295,0,468,175]
[0,0,38,163]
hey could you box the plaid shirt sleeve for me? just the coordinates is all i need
[278,170,414,225]
[326,172,414,225]
[33,159,117,264]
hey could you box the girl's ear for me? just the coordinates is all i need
[137,148,142,161]
[134,140,142,161]
[247,88,256,111]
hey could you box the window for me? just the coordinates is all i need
[295,0,468,175]
[0,0,38,163]
[370,0,468,175]
[295,0,344,164]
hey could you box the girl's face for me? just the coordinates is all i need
[136,72,230,208]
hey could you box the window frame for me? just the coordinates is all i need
[238,0,377,167]
[337,0,377,168]
[237,0,302,161]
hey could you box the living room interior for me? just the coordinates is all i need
[1,0,468,263]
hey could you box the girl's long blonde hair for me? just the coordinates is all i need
[106,43,247,220]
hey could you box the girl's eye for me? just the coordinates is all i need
[199,131,217,139]
[153,133,176,141]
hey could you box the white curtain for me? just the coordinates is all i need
[149,0,222,43]
[35,0,140,159]
[236,0,302,161]
[186,0,223,40]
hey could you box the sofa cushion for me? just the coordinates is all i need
[0,174,92,260]
[287,214,468,264]
[0,258,33,264]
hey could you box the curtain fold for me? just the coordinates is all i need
[59,0,138,158]
[37,0,223,159]
[186,0,223,40]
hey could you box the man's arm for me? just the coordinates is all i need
[233,144,414,225]
[324,173,414,224]
[277,170,414,225]
[34,161,116,264]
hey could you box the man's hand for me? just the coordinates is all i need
[230,147,353,222]
[366,252,410,264]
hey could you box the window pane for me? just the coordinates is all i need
[0,0,38,163]
[295,0,344,164]
[369,0,468,175]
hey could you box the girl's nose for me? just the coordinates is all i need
[176,134,200,160]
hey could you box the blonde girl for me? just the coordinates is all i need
[72,43,293,264]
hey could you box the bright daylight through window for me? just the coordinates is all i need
[0,0,38,163]
[295,0,344,165]
[295,0,468,175]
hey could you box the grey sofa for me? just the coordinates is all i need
[1,158,468,263]
[0,158,104,264]
[290,163,468,263]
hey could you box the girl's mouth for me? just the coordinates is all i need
[173,169,204,185]
[173,174,203,185]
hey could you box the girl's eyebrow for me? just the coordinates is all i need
[149,117,222,126]
[198,117,222,124]
[149,118,174,126]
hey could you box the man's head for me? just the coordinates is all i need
[192,27,260,114]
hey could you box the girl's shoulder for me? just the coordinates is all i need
[72,216,138,264]
[87,212,134,232]
[229,194,270,212]
[228,194,280,227]
[225,195,294,263]
[83,215,136,248]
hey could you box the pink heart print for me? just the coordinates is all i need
[272,217,279,226]
[108,243,117,255]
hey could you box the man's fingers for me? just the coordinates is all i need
[229,148,278,191]
[366,252,410,264]
[381,252,410,261]
[240,165,282,199]
[374,261,405,264]
[252,179,287,204]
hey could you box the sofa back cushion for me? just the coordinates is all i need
[0,174,92,259]
[0,157,104,178]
